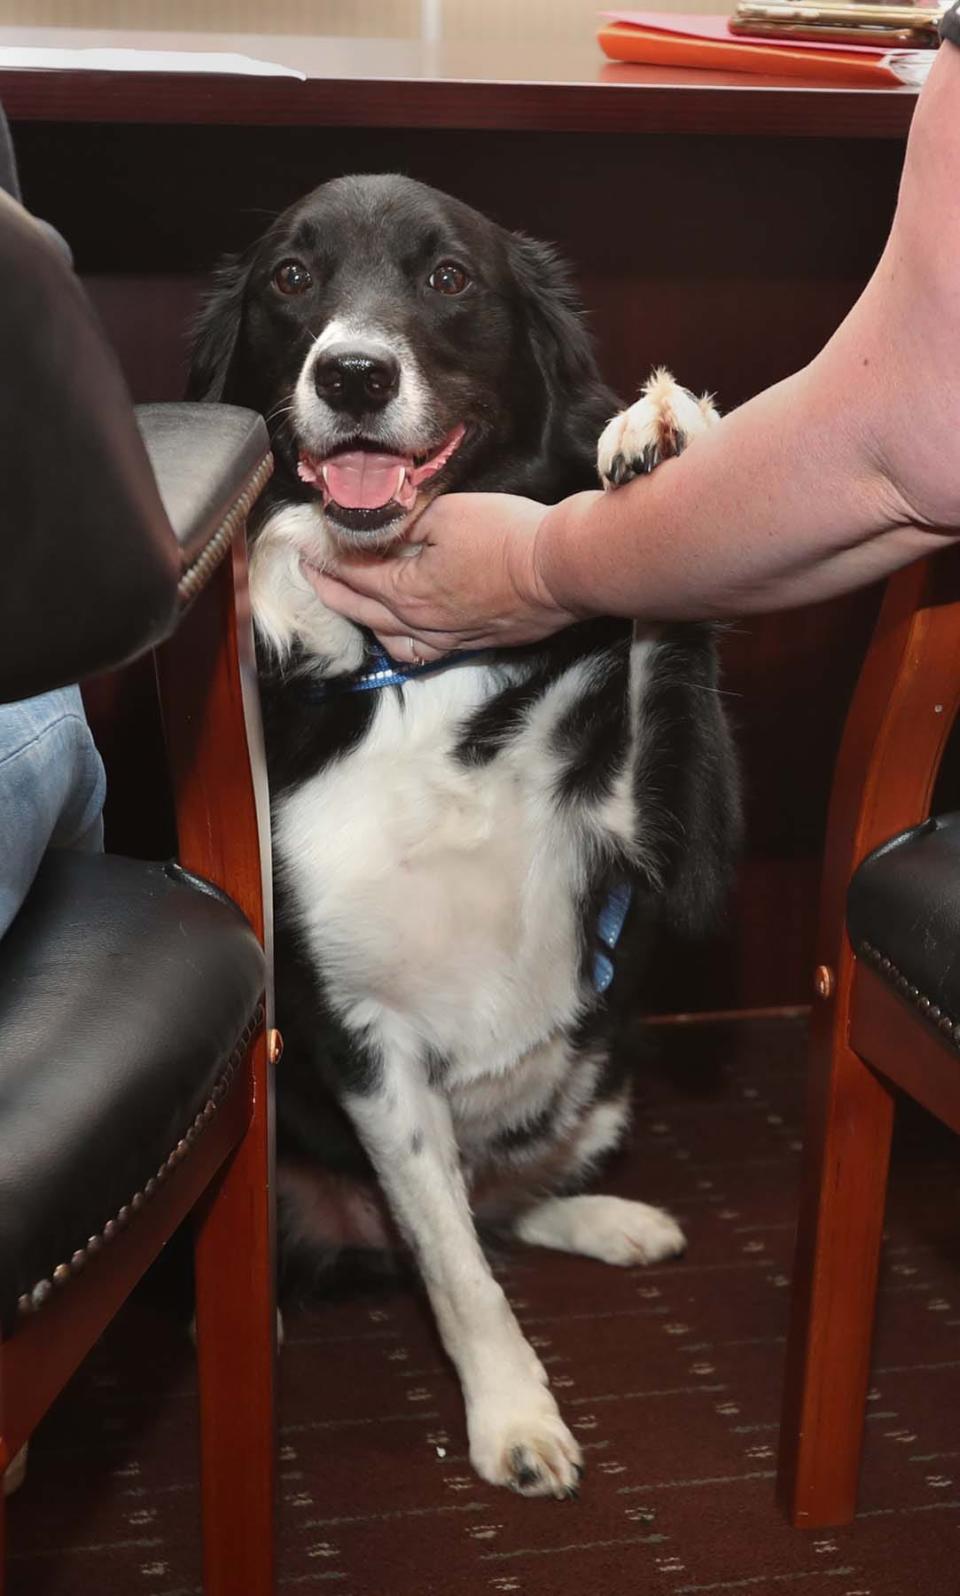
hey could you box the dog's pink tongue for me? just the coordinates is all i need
[319,451,409,510]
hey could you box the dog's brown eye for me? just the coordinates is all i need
[428,261,470,297]
[273,259,313,296]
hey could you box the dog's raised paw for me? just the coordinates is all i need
[470,1397,583,1499]
[598,367,719,490]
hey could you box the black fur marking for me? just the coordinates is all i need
[492,1092,563,1155]
[271,907,383,1180]
[410,1130,424,1157]
[187,249,253,402]
[632,625,742,939]
[424,1049,448,1089]
[551,646,630,809]
[453,621,630,770]
[259,652,377,796]
[510,1447,542,1490]
[453,672,552,767]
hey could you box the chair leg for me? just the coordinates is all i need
[193,1035,276,1596]
[777,984,895,1528]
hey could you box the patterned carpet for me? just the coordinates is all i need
[7,1016,960,1596]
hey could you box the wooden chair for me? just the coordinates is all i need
[0,186,277,1593]
[778,544,960,1528]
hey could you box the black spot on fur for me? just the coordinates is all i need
[453,621,630,769]
[491,1092,563,1154]
[632,624,742,939]
[453,672,551,766]
[259,654,377,796]
[423,1050,448,1089]
[552,645,630,808]
[510,1447,542,1490]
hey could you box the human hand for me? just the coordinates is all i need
[303,491,583,663]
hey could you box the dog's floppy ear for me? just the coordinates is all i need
[505,232,617,472]
[506,233,599,393]
[187,250,252,401]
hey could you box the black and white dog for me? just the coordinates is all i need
[189,174,740,1499]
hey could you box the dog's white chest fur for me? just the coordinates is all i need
[275,659,598,1083]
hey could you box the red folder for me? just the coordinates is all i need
[599,11,930,85]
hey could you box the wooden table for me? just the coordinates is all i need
[0,26,917,136]
[1,28,916,1012]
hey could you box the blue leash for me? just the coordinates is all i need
[305,638,490,699]
[304,637,633,994]
[593,878,633,995]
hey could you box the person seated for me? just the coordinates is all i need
[0,106,107,946]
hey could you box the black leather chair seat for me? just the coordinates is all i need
[847,812,960,1042]
[0,851,265,1329]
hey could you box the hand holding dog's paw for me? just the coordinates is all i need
[598,367,719,490]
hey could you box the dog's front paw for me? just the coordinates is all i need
[469,1387,583,1499]
[598,367,719,489]
[517,1193,686,1267]
[572,1195,686,1267]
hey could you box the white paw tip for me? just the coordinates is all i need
[472,1407,584,1499]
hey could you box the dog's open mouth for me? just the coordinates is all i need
[297,424,466,533]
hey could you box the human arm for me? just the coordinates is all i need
[309,37,960,655]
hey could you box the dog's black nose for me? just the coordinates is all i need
[313,347,401,414]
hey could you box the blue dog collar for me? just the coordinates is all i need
[306,639,489,700]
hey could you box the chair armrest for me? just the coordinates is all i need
[136,404,273,610]
[155,524,274,964]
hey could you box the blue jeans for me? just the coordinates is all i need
[0,686,106,938]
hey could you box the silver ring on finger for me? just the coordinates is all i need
[408,636,425,667]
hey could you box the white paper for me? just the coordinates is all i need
[0,46,305,79]
[887,49,935,87]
